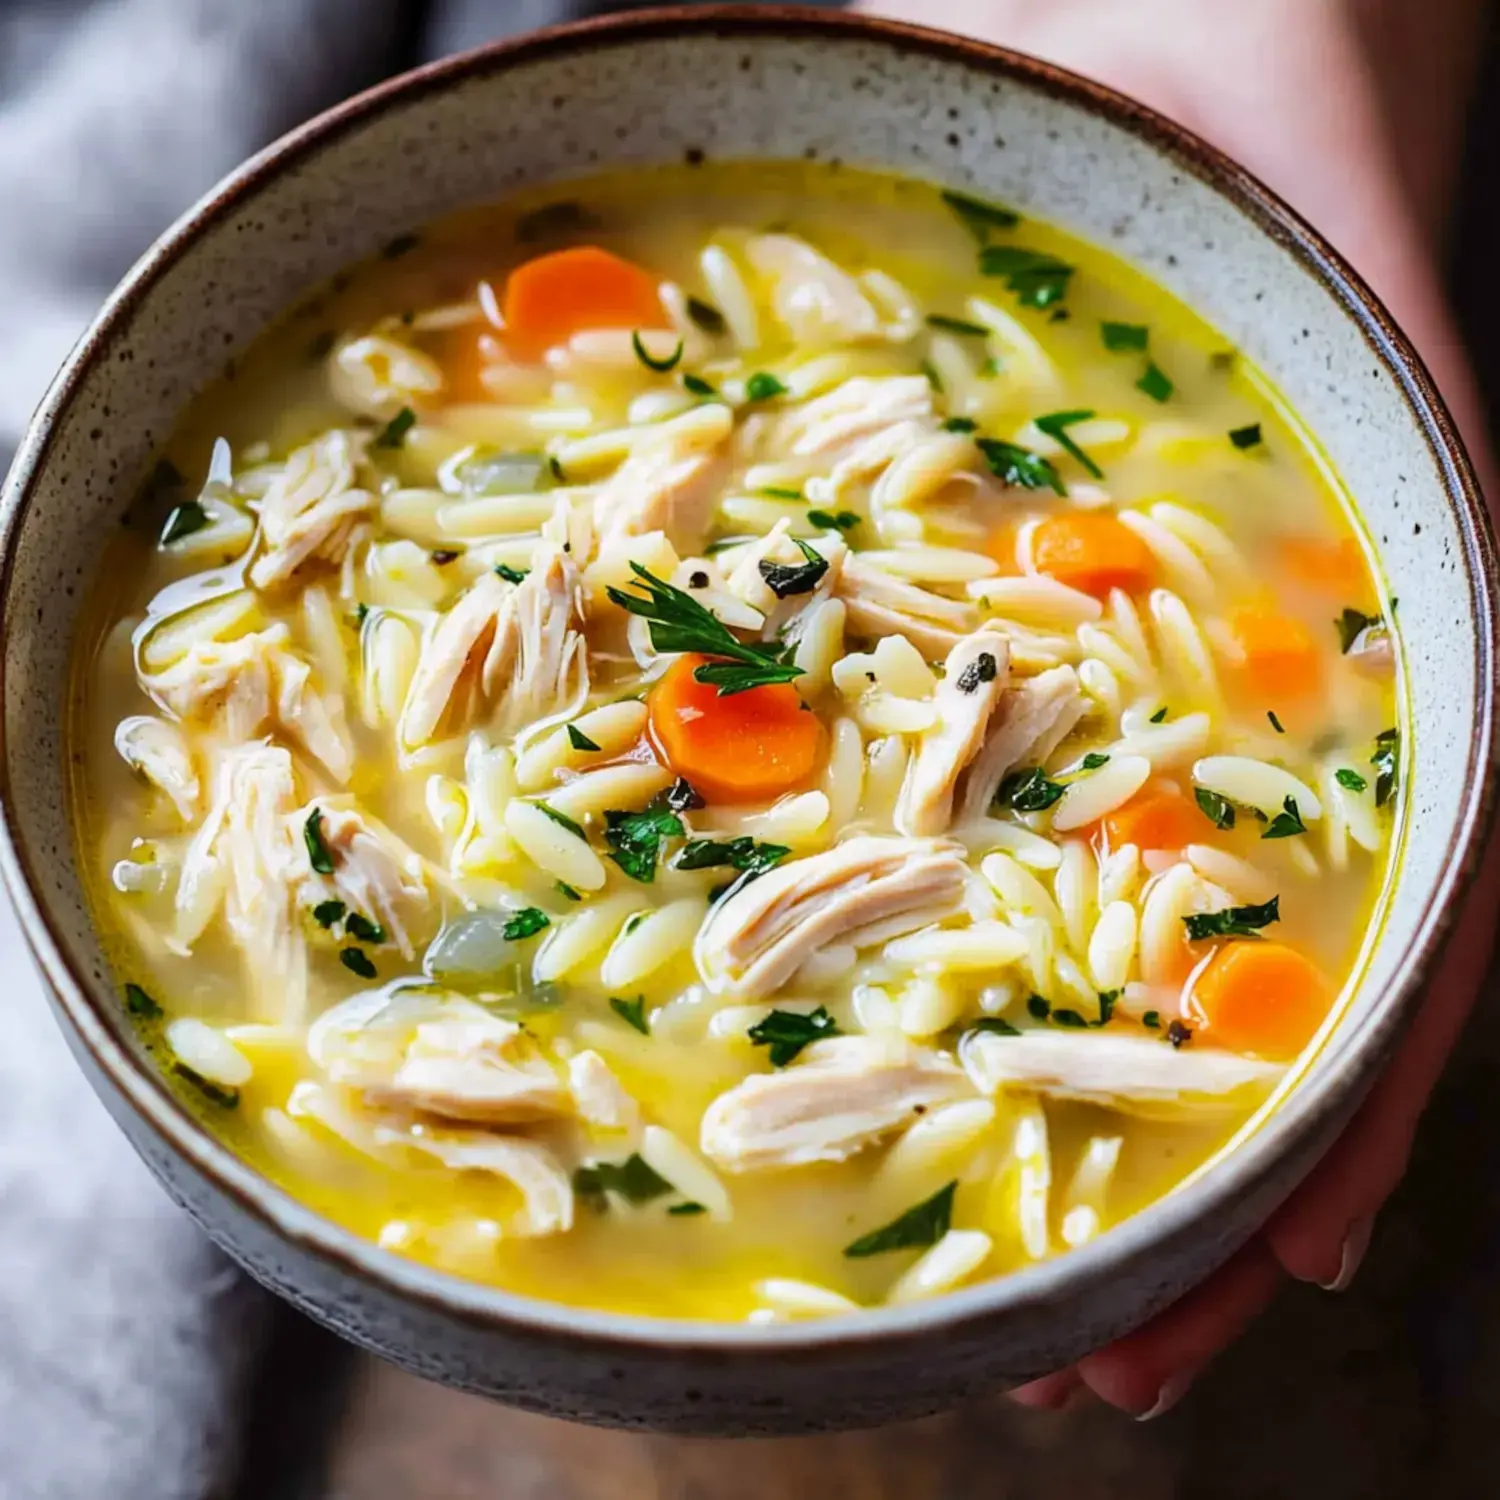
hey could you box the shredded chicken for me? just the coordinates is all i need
[400,544,587,748]
[837,556,978,659]
[896,630,1012,836]
[744,235,883,346]
[956,664,1086,823]
[700,1035,971,1170]
[723,521,846,624]
[775,376,934,458]
[249,431,375,592]
[960,1030,1286,1118]
[568,1050,639,1131]
[695,835,968,998]
[592,446,723,554]
[114,715,200,821]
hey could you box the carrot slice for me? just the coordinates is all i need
[1280,536,1368,599]
[1101,790,1203,853]
[1031,514,1155,598]
[648,655,821,805]
[1192,941,1331,1059]
[1230,605,1321,699]
[502,246,667,360]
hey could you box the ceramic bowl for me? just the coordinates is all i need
[1,6,1494,1435]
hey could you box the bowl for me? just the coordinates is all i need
[1,5,1494,1435]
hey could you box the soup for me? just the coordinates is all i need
[72,162,1400,1321]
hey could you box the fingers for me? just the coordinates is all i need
[1007,1368,1083,1410]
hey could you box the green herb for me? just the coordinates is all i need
[160,500,210,546]
[1101,321,1149,352]
[979,245,1074,309]
[744,371,788,402]
[374,406,416,449]
[925,313,990,337]
[921,359,944,392]
[682,373,719,399]
[174,1063,239,1109]
[346,913,386,945]
[955,651,1000,694]
[980,355,1002,377]
[124,982,162,1019]
[340,947,377,979]
[607,564,804,697]
[807,508,861,532]
[677,836,791,880]
[1229,423,1263,450]
[1372,728,1399,808]
[632,330,684,373]
[1142,1010,1161,1030]
[1081,753,1110,771]
[1167,1019,1193,1048]
[574,1154,674,1208]
[567,723,601,752]
[1026,994,1051,1021]
[759,537,828,599]
[686,296,726,335]
[1097,990,1118,1025]
[997,766,1066,813]
[975,438,1066,496]
[1195,787,1236,831]
[1267,710,1286,735]
[844,1181,957,1258]
[603,806,684,883]
[966,1016,1021,1037]
[555,881,582,902]
[1183,895,1280,941]
[668,1201,707,1216]
[494,563,529,584]
[1051,1008,1089,1028]
[760,486,804,501]
[942,416,979,433]
[549,455,567,483]
[1136,362,1174,403]
[312,899,346,929]
[1335,607,1383,653]
[354,603,370,626]
[499,908,547,942]
[303,808,335,875]
[747,1006,841,1067]
[665,777,705,812]
[537,802,587,841]
[1336,768,1368,793]
[1262,796,1308,840]
[610,995,650,1035]
[941,189,1020,241]
[1035,408,1104,479]
[1150,707,1169,724]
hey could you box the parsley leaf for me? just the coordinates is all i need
[174,1063,240,1109]
[682,373,720,399]
[686,296,726,335]
[747,1006,840,1066]
[537,802,587,840]
[345,913,386,945]
[632,330,684,373]
[996,766,1066,812]
[665,777,705,812]
[312,899,346,928]
[502,907,550,942]
[677,836,791,880]
[1142,1010,1161,1029]
[975,437,1066,496]
[555,881,582,901]
[160,500,210,546]
[303,808,335,875]
[603,807,684,883]
[807,508,861,533]
[844,1181,957,1258]
[966,1016,1021,1037]
[1267,710,1286,735]
[494,562,529,584]
[941,189,1020,241]
[955,651,1000,693]
[1101,321,1149,352]
[1051,1008,1090,1028]
[1336,768,1368,792]
[1372,728,1399,808]
[1335,607,1383,653]
[1150,707,1169,724]
[1035,408,1104,479]
[567,723,601,752]
[1183,895,1281,941]
[979,245,1074,309]
[744,371,788,402]
[758,537,829,599]
[1195,787,1236,830]
[574,1154,674,1209]
[610,995,650,1035]
[1081,752,1111,771]
[1262,796,1308,840]
[925,313,990,337]
[124,982,162,1019]
[340,947,377,979]
[1026,995,1051,1020]
[1136,362,1174,403]
[374,406,416,449]
[668,1201,707,1217]
[943,416,979,433]
[1229,423,1263,450]
[760,486,804,501]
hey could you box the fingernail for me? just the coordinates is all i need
[1135,1372,1194,1422]
[1320,1215,1374,1293]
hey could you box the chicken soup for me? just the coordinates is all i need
[72,162,1401,1320]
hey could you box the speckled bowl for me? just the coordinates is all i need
[0,6,1494,1435]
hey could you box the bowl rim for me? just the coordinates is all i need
[2,3,1496,1355]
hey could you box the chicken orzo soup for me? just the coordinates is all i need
[72,163,1400,1320]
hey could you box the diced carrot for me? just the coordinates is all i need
[648,655,822,804]
[1192,941,1331,1060]
[1230,605,1321,699]
[1280,536,1369,600]
[431,323,508,404]
[1030,514,1155,598]
[502,246,667,360]
[1101,790,1203,853]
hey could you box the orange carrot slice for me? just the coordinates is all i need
[1031,514,1155,598]
[1280,536,1369,599]
[1102,790,1204,853]
[1192,941,1331,1059]
[648,655,821,805]
[502,246,667,360]
[1230,605,1321,700]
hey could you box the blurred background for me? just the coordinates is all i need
[3,2,1500,1495]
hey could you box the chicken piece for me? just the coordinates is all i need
[568,1050,640,1132]
[400,545,587,748]
[392,1126,574,1237]
[592,446,723,555]
[695,835,968,999]
[308,990,570,1125]
[293,803,431,958]
[173,743,307,1021]
[896,631,1012,837]
[142,623,353,783]
[744,235,883,346]
[956,664,1085,824]
[775,376,934,459]
[960,1030,1286,1118]
[249,431,375,592]
[837,556,978,659]
[114,715,200,821]
[724,521,846,624]
[700,1035,972,1171]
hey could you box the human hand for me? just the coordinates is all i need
[855,0,1497,1418]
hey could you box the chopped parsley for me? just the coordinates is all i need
[1136,362,1174,403]
[677,836,791,881]
[1183,895,1280,941]
[1195,787,1236,830]
[921,358,944,392]
[747,1006,840,1066]
[632,330,684,373]
[760,486,805,501]
[844,1181,957,1258]
[567,723,601,752]
[494,563,529,584]
[685,296,726,335]
[1081,752,1111,771]
[603,806,684,883]
[574,1154,674,1209]
[925,313,990,337]
[1262,796,1308,840]
[665,777,705,812]
[339,947,377,980]
[955,651,999,693]
[967,1016,1021,1037]
[159,500,210,546]
[744,371,788,402]
[555,881,582,902]
[1150,707,1169,724]
[1372,728,1399,807]
[537,802,587,841]
[303,808,335,875]
[942,416,979,433]
[1267,710,1286,734]
[1051,1008,1090,1028]
[174,1063,239,1109]
[996,766,1067,813]
[941,188,1020,241]
[345,913,386,945]
[975,437,1066,496]
[1335,768,1368,793]
[501,907,549,942]
[1097,990,1119,1025]
[807,508,861,533]
[682,372,720,399]
[979,245,1074,309]
[124,982,162,1019]
[668,1201,708,1217]
[1335,607,1383,653]
[1142,1010,1162,1030]
[312,899,346,929]
[373,406,416,449]
[1101,321,1149,352]
[758,537,829,599]
[1026,994,1051,1021]
[1229,423,1263,450]
[1035,408,1104,479]
[610,995,650,1036]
